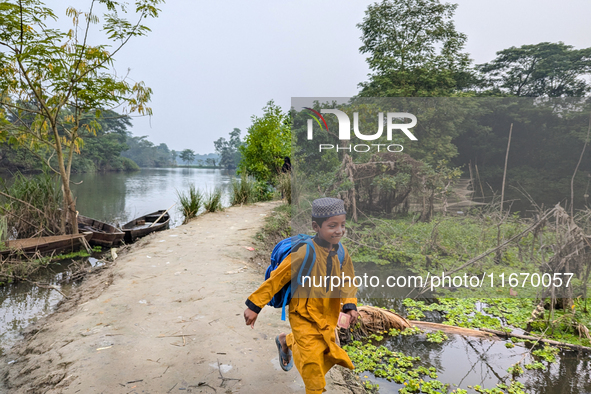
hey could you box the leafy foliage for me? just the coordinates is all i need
[477,42,591,97]
[0,0,161,233]
[238,100,290,185]
[230,173,273,205]
[357,0,474,97]
[179,149,196,165]
[214,128,242,169]
[122,136,173,168]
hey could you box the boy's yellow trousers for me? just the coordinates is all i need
[286,297,355,394]
[246,241,357,393]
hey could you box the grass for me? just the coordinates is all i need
[0,215,7,249]
[177,184,203,224]
[0,170,62,238]
[203,188,223,213]
[255,202,292,246]
[230,173,257,205]
[278,172,291,204]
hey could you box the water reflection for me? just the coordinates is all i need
[0,260,77,354]
[364,331,591,393]
[71,167,235,227]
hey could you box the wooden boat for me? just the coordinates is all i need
[77,215,124,247]
[0,232,93,257]
[122,210,171,243]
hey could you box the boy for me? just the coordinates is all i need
[243,197,359,394]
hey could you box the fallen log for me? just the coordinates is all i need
[480,328,591,353]
[410,321,495,339]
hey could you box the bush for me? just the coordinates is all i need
[177,184,202,224]
[237,100,290,185]
[204,188,223,213]
[253,179,274,202]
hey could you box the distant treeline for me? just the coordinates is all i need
[0,110,220,173]
[0,110,140,173]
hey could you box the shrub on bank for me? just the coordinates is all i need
[230,173,274,205]
[177,184,202,224]
[204,188,223,213]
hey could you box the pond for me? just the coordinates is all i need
[353,263,591,394]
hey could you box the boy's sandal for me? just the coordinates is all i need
[275,335,294,371]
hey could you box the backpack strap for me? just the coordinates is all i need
[281,283,291,321]
[296,238,316,285]
[282,236,316,321]
[337,242,345,267]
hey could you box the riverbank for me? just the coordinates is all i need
[0,202,353,393]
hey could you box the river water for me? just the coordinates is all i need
[71,167,235,227]
[0,168,234,354]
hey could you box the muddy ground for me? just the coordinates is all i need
[0,202,362,394]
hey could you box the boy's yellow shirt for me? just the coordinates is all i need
[247,237,357,328]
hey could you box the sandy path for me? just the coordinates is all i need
[1,202,351,394]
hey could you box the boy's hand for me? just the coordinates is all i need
[346,309,359,323]
[244,308,258,329]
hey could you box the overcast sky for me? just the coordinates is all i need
[51,0,591,154]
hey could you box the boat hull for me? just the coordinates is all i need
[77,215,124,247]
[122,210,171,243]
[0,232,93,257]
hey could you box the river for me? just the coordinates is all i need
[71,167,235,227]
[0,167,234,354]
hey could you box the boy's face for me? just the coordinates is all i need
[313,214,346,245]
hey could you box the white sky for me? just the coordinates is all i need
[49,0,591,154]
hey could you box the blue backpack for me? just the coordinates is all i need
[265,234,345,320]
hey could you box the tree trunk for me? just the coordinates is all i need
[53,125,78,235]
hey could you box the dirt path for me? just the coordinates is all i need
[1,202,352,394]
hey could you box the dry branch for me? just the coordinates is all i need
[480,328,591,353]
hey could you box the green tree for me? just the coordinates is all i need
[73,110,136,172]
[238,100,290,184]
[179,149,195,164]
[477,42,591,97]
[0,0,161,233]
[214,128,242,169]
[357,0,473,97]
[171,149,178,165]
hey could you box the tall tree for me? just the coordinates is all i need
[477,42,591,97]
[239,101,290,184]
[179,149,195,164]
[214,128,242,169]
[0,0,161,233]
[357,0,473,97]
